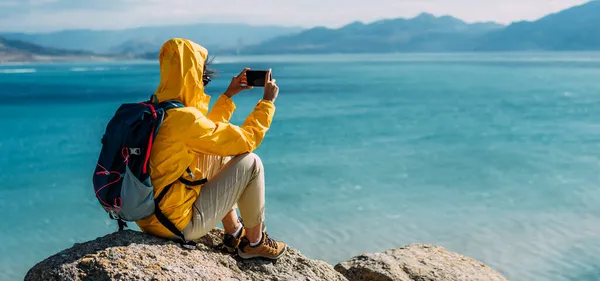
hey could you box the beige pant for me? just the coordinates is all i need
[182,153,266,241]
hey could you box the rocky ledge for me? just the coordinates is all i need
[25,229,508,281]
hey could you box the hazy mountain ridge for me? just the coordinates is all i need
[239,13,505,54]
[242,1,600,54]
[1,23,303,54]
[474,0,600,51]
[0,37,89,55]
[0,37,111,62]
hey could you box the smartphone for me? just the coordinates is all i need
[246,70,270,87]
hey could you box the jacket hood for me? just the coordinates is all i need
[154,38,211,114]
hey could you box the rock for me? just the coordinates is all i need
[25,229,346,281]
[25,230,507,281]
[334,244,508,281]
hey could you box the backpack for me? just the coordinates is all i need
[92,95,206,247]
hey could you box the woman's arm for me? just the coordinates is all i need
[205,68,253,123]
[206,95,236,123]
[189,100,275,156]
[189,70,279,156]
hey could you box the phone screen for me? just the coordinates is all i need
[246,70,269,87]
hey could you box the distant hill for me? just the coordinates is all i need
[241,1,600,54]
[1,23,303,55]
[0,37,112,63]
[475,1,600,51]
[108,38,163,56]
[240,13,504,54]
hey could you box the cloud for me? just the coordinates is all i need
[0,0,591,32]
[28,0,59,5]
[0,0,56,6]
[0,2,17,7]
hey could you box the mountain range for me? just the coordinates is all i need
[1,1,600,62]
[0,23,302,55]
[241,13,504,54]
[242,1,600,54]
[474,0,600,51]
[0,37,109,63]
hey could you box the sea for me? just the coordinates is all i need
[1,53,600,281]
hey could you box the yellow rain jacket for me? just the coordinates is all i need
[135,38,275,238]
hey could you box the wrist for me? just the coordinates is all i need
[224,90,236,98]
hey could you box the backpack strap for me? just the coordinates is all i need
[149,94,159,104]
[179,177,208,186]
[117,219,128,231]
[147,100,184,141]
[160,100,184,110]
[180,167,208,186]
[154,172,208,250]
[146,94,183,111]
[153,181,191,247]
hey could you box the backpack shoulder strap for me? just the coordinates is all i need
[149,100,183,134]
[146,94,183,112]
[158,100,184,111]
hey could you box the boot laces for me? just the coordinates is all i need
[264,233,278,249]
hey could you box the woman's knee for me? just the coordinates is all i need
[250,153,264,173]
[234,152,264,174]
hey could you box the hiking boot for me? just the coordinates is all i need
[222,227,246,253]
[237,232,288,260]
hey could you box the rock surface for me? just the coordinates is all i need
[335,244,508,281]
[25,229,345,281]
[26,229,508,281]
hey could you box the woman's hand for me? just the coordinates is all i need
[263,69,279,103]
[224,68,253,98]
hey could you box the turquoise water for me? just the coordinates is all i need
[1,53,600,281]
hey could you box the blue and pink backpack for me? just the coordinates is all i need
[92,96,206,246]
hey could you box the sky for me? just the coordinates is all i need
[0,0,592,33]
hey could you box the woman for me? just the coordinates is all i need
[135,38,287,260]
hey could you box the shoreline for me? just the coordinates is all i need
[0,54,137,64]
[4,51,600,65]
